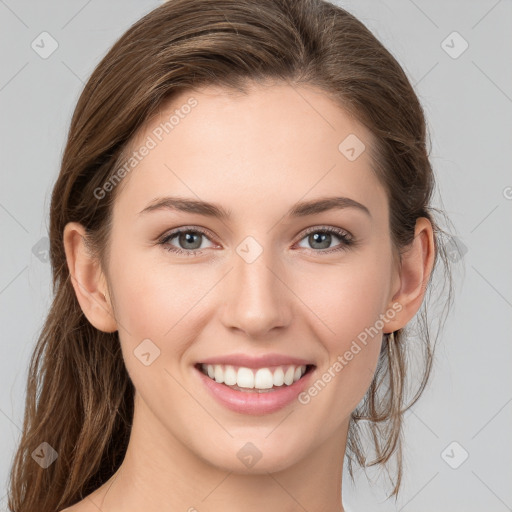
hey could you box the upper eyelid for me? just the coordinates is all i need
[300,225,351,238]
[160,225,352,245]
[160,226,216,241]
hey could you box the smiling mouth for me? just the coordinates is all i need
[194,363,316,392]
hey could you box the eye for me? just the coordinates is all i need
[159,227,216,257]
[295,226,354,254]
[158,225,355,257]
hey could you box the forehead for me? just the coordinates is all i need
[112,82,388,223]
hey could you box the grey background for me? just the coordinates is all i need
[1,0,511,510]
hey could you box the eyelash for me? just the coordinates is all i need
[158,225,355,257]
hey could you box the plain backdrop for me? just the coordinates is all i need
[0,1,511,511]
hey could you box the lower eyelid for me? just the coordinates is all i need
[161,230,215,251]
[296,237,352,253]
[160,228,354,256]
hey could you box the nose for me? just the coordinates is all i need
[219,245,292,338]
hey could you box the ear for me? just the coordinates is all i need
[63,222,118,333]
[384,217,435,333]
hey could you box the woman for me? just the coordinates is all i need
[7,0,453,511]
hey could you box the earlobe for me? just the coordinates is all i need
[63,222,118,333]
[384,217,435,333]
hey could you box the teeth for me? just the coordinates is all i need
[224,365,237,386]
[284,366,295,385]
[254,368,273,389]
[201,363,308,390]
[214,365,224,384]
[237,367,256,388]
[273,367,285,386]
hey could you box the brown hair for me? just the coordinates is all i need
[7,0,454,510]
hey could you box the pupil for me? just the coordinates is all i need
[311,232,330,249]
[178,231,333,251]
[181,232,201,249]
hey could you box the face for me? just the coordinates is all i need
[103,82,400,473]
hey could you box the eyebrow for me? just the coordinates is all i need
[138,195,371,219]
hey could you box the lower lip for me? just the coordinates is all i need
[194,365,315,415]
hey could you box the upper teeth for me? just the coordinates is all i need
[201,364,307,389]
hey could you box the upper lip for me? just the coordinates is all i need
[197,353,315,369]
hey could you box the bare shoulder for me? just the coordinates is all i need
[59,476,115,511]
[58,497,100,512]
[58,504,84,512]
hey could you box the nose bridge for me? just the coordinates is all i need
[220,237,290,337]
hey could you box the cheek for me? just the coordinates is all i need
[105,246,215,381]
[106,246,210,402]
[291,256,390,412]
[109,240,392,346]
[108,243,203,334]
[293,254,392,344]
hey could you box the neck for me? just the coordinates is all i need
[85,392,348,512]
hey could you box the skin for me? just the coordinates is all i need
[62,82,434,512]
